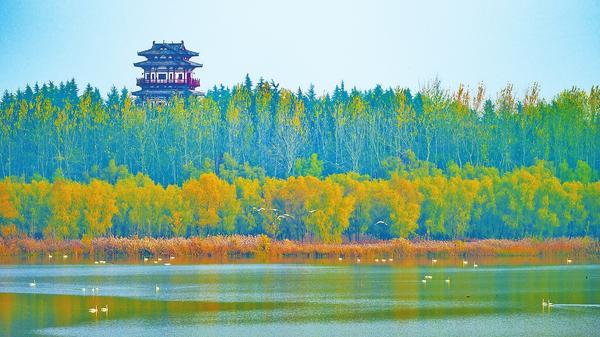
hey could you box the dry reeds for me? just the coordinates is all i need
[0,236,597,259]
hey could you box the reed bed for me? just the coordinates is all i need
[0,236,597,259]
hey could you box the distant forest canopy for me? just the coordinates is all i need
[0,76,598,184]
[0,77,598,242]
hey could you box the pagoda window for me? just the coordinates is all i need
[169,73,173,80]
[151,74,155,80]
[178,73,183,80]
[158,73,166,80]
[146,74,150,80]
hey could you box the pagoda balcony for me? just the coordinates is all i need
[137,78,200,88]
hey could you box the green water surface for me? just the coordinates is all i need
[1,258,598,336]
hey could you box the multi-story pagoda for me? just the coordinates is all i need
[133,41,202,102]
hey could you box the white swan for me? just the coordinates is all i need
[566,259,572,264]
[100,305,109,313]
[29,280,36,287]
[155,284,160,292]
[356,258,361,263]
[88,305,98,314]
[421,279,427,283]
[445,279,450,283]
[431,259,437,264]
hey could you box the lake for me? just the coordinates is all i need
[1,258,598,336]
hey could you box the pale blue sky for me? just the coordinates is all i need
[1,0,599,99]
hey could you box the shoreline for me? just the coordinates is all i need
[1,236,597,260]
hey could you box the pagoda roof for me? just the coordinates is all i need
[133,59,203,68]
[138,41,199,57]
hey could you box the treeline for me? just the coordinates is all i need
[1,160,598,242]
[0,77,598,184]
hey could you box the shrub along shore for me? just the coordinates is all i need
[0,236,597,260]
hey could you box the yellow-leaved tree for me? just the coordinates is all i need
[182,173,239,235]
[234,177,264,234]
[0,178,19,238]
[81,179,118,237]
[388,175,423,238]
[47,178,83,239]
[304,177,355,243]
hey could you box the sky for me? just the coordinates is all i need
[0,0,599,99]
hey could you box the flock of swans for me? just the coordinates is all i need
[338,257,483,285]
[542,299,554,307]
[28,255,576,315]
[31,254,176,316]
[28,280,159,316]
[337,255,576,304]
[50,253,176,266]
[141,256,176,266]
[88,304,109,316]
[419,258,476,285]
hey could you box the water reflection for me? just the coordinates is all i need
[0,260,598,336]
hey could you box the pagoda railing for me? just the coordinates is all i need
[137,78,200,87]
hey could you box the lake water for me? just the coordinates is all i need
[1,258,598,336]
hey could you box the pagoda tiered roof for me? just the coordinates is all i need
[133,59,202,68]
[138,41,199,57]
